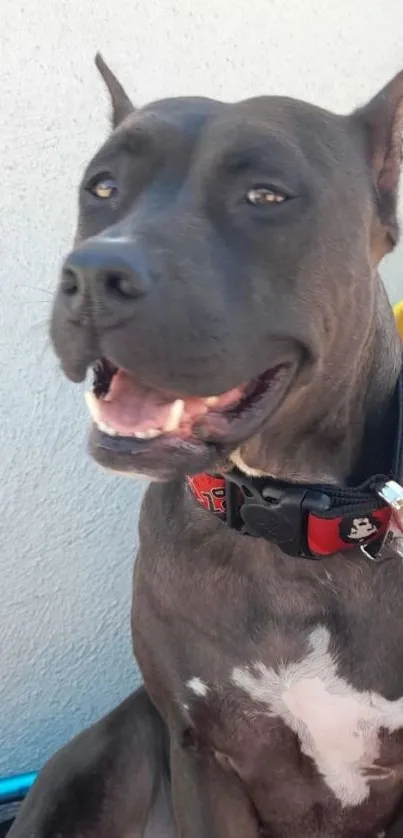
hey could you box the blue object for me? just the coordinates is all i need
[0,773,37,805]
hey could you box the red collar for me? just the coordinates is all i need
[187,470,393,558]
[186,369,403,560]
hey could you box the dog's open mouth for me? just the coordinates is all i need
[85,357,289,446]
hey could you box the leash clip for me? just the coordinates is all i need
[367,480,403,561]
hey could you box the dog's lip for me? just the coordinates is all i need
[87,360,296,458]
[91,423,211,456]
[87,358,250,439]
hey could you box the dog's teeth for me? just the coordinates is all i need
[85,391,102,423]
[163,399,185,432]
[133,429,162,439]
[84,395,163,440]
[97,420,118,436]
[205,396,219,406]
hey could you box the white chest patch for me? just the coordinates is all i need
[187,676,210,697]
[231,627,403,807]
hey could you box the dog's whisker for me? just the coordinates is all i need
[38,340,53,364]
[22,326,54,364]
[18,284,53,296]
[26,319,50,333]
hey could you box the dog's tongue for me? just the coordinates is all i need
[99,369,209,435]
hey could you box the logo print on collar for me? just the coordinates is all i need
[338,515,381,544]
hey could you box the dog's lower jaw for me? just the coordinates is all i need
[231,296,402,487]
[84,355,300,481]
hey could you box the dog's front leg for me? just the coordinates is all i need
[170,736,260,838]
[7,687,174,838]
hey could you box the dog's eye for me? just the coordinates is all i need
[87,175,117,200]
[246,187,286,206]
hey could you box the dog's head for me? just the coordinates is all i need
[51,56,403,480]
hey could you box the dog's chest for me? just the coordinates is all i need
[137,504,403,831]
[184,625,403,825]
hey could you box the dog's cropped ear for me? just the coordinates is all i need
[95,53,134,128]
[353,70,403,252]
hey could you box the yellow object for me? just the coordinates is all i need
[394,300,403,340]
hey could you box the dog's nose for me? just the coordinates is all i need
[61,239,150,323]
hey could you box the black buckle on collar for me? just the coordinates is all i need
[224,470,332,558]
[216,358,403,559]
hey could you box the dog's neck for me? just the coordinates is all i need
[230,285,402,487]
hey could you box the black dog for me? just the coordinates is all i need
[9,56,403,837]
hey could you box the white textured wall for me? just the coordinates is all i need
[1,0,402,775]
